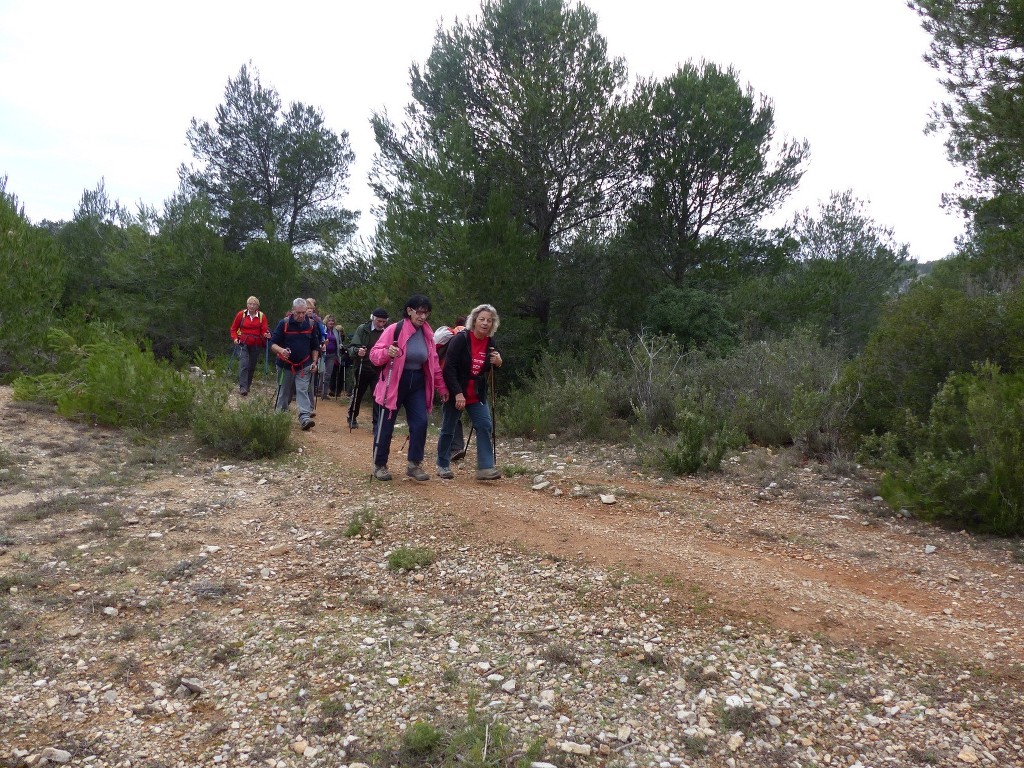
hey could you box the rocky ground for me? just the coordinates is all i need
[1,383,1022,768]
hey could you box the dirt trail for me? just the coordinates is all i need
[306,395,1024,667]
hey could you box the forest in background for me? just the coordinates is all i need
[2,0,1023,535]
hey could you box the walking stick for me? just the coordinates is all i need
[349,356,364,433]
[488,367,498,464]
[372,345,398,468]
[451,423,474,462]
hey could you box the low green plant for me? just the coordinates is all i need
[719,703,763,734]
[13,326,194,431]
[190,384,291,459]
[386,547,436,571]
[345,508,383,538]
[402,720,444,759]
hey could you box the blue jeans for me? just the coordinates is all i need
[373,369,427,467]
[437,399,494,470]
[275,364,314,424]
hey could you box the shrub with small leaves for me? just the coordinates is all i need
[190,384,291,459]
[386,547,436,571]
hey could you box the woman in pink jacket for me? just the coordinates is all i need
[369,294,448,481]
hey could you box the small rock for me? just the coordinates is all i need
[727,732,744,751]
[957,745,979,763]
[290,740,308,755]
[179,678,206,695]
[924,544,937,554]
[102,607,118,617]
[599,494,616,504]
[557,741,591,756]
[269,543,293,556]
[40,748,72,763]
[532,481,550,491]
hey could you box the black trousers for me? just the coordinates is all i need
[347,359,380,426]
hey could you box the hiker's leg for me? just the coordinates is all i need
[466,401,494,469]
[437,398,459,470]
[275,369,294,412]
[295,366,314,424]
[404,371,428,465]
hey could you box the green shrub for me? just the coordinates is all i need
[387,547,436,571]
[638,391,738,475]
[498,357,626,441]
[190,385,291,459]
[13,326,194,431]
[401,721,444,758]
[344,508,382,538]
[844,278,1024,437]
[878,363,1024,535]
[691,330,847,448]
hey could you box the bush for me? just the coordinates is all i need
[386,547,436,571]
[635,391,739,475]
[844,277,1024,437]
[878,363,1024,535]
[13,326,194,431]
[692,330,847,448]
[497,337,634,441]
[190,384,291,459]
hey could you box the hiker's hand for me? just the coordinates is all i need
[280,347,291,359]
[489,350,502,367]
[234,338,240,345]
[440,392,449,403]
[358,347,367,357]
[455,393,466,410]
[387,344,400,358]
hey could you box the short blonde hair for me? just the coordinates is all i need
[247,296,260,307]
[467,304,500,336]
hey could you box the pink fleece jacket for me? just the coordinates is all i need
[370,320,448,413]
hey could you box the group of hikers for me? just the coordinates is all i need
[230,294,503,482]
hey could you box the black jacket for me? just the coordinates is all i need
[442,330,497,401]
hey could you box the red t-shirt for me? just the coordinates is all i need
[465,333,489,404]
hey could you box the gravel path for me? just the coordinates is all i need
[1,387,1022,767]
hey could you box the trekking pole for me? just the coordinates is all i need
[349,356,364,433]
[452,423,474,462]
[372,350,397,468]
[488,368,498,464]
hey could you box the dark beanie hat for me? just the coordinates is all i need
[371,307,389,318]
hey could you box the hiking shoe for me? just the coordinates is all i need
[406,463,429,481]
[436,466,455,480]
[239,389,249,397]
[301,419,315,431]
[348,419,359,429]
[474,467,502,481]
[373,465,392,481]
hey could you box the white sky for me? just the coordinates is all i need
[0,0,965,262]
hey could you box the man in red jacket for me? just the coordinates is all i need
[230,296,270,396]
